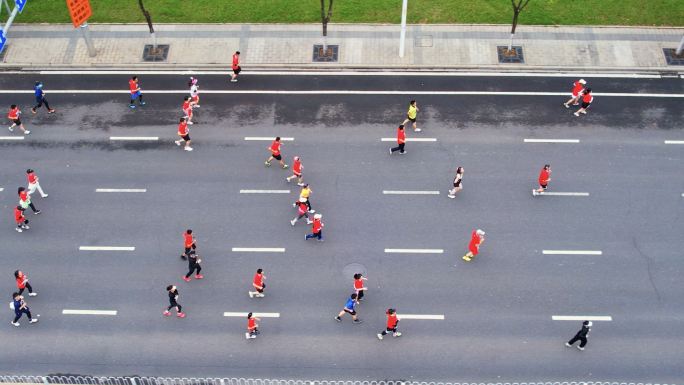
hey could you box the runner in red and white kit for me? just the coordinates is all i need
[231,51,242,83]
[182,97,194,124]
[463,229,485,261]
[246,312,260,339]
[188,77,200,108]
[26,169,47,197]
[175,117,193,151]
[353,273,367,303]
[8,105,29,135]
[377,308,402,340]
[265,137,288,168]
[248,269,265,298]
[564,79,586,108]
[533,164,551,196]
[128,76,146,109]
[574,88,593,116]
[286,156,305,185]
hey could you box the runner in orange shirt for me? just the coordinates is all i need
[175,117,193,151]
[231,51,242,83]
[246,312,260,339]
[574,88,593,116]
[377,308,401,340]
[564,79,586,108]
[180,229,196,260]
[8,105,29,135]
[182,97,194,125]
[389,125,406,154]
[463,229,485,261]
[265,137,288,168]
[533,164,551,196]
[286,156,305,185]
[129,76,146,109]
[248,269,266,298]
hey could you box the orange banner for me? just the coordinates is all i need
[67,0,92,27]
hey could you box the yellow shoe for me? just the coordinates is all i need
[462,256,471,261]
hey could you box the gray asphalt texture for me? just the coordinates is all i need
[1,73,683,382]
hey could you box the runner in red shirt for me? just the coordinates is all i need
[175,117,193,151]
[574,88,593,116]
[231,51,242,83]
[291,198,313,226]
[182,96,194,124]
[180,229,196,260]
[18,187,40,215]
[305,213,324,241]
[286,156,305,185]
[463,229,485,261]
[533,164,551,196]
[265,137,288,168]
[15,270,37,297]
[564,79,586,108]
[8,105,29,135]
[389,125,406,154]
[353,273,367,303]
[248,269,266,298]
[26,168,48,197]
[246,312,260,339]
[377,308,402,340]
[128,76,146,108]
[14,205,29,233]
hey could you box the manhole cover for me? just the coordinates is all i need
[0,44,9,62]
[414,35,433,47]
[342,263,367,284]
[662,48,684,66]
[142,44,170,62]
[313,44,339,62]
[497,45,524,64]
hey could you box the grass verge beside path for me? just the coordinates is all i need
[6,0,684,26]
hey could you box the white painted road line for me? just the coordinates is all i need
[0,136,25,140]
[245,137,294,141]
[110,137,159,141]
[524,139,580,143]
[543,250,602,255]
[79,246,135,251]
[232,248,286,252]
[552,316,612,321]
[223,312,280,317]
[384,249,444,254]
[381,138,437,142]
[397,314,445,320]
[0,188,3,191]
[240,190,290,194]
[664,141,684,144]
[383,191,440,195]
[62,310,117,315]
[538,192,590,196]
[96,189,147,193]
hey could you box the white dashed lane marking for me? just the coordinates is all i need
[223,312,280,317]
[96,189,147,193]
[665,141,684,144]
[524,139,580,143]
[232,248,286,252]
[384,249,444,254]
[110,137,159,141]
[240,190,290,193]
[62,310,117,315]
[381,138,437,142]
[397,314,445,320]
[536,192,590,196]
[79,246,135,251]
[552,316,612,321]
[0,136,25,140]
[383,191,440,195]
[245,137,294,141]
[543,250,602,255]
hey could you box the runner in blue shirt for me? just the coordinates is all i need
[31,82,54,114]
[335,293,361,323]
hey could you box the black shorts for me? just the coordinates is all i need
[233,67,241,75]
[181,134,190,141]
[344,309,357,316]
[184,245,196,254]
[581,102,591,109]
[453,181,461,188]
[272,154,282,161]
[407,117,416,123]
[12,119,21,125]
[255,283,265,293]
[540,184,547,190]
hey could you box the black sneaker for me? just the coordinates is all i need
[353,319,362,324]
[181,255,187,260]
[335,317,341,322]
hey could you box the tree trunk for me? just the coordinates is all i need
[320,0,333,54]
[676,33,684,56]
[508,11,519,51]
[138,0,157,50]
[323,24,328,52]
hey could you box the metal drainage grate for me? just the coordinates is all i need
[313,44,339,62]
[660,71,680,78]
[141,44,170,62]
[497,45,524,64]
[414,35,433,47]
[0,44,8,62]
[662,48,684,66]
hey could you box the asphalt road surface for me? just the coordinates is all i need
[0,72,683,383]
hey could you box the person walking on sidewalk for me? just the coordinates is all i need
[286,156,305,186]
[18,187,40,215]
[128,76,146,109]
[305,214,324,241]
[249,269,266,298]
[14,206,29,233]
[27,169,48,198]
[182,97,194,125]
[353,273,367,303]
[15,271,37,297]
[265,137,288,168]
[183,251,203,281]
[564,79,586,108]
[389,125,406,155]
[291,198,313,226]
[463,229,485,262]
[533,164,551,196]
[566,320,592,350]
[181,229,196,260]
[231,51,242,83]
[246,312,260,339]
[377,309,401,340]
[335,293,361,323]
[447,167,464,198]
[574,89,593,116]
[164,285,185,317]
[401,100,421,132]
[175,117,193,151]
[188,78,200,108]
[11,293,38,326]
[31,82,54,114]
[8,105,30,135]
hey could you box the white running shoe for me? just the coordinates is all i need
[256,294,265,298]
[574,112,580,116]
[187,121,194,125]
[580,111,586,114]
[11,322,19,326]
[42,194,48,198]
[246,333,251,339]
[21,225,29,230]
[29,319,38,323]
[393,332,402,337]
[8,126,13,131]
[15,228,22,233]
[24,130,30,135]
[184,147,193,151]
[291,219,296,226]
[249,292,254,298]
[414,128,421,132]
[377,334,383,340]
[29,293,37,297]
[231,79,238,83]
[175,141,181,146]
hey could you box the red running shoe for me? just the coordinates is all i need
[194,274,204,279]
[163,311,171,315]
[177,313,186,318]
[183,276,191,282]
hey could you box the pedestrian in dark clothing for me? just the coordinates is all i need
[11,292,37,326]
[31,82,54,114]
[164,285,185,317]
[183,251,203,281]
[15,270,37,297]
[566,320,592,350]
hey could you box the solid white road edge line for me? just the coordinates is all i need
[383,191,440,194]
[79,246,135,251]
[232,248,286,252]
[381,138,437,142]
[223,312,280,317]
[62,310,117,315]
[110,137,159,140]
[240,190,290,193]
[524,139,580,143]
[543,250,603,255]
[384,249,444,253]
[538,192,590,196]
[397,314,445,320]
[0,136,25,140]
[96,189,147,192]
[245,137,294,141]
[552,316,612,321]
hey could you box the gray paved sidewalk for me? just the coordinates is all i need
[2,23,683,70]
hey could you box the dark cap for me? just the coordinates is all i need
[544,164,550,168]
[236,51,241,55]
[35,81,42,87]
[26,169,34,174]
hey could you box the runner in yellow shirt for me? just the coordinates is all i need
[401,100,421,132]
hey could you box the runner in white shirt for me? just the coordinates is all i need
[188,77,200,108]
